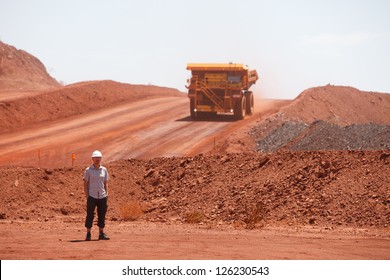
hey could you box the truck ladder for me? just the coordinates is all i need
[196,80,224,110]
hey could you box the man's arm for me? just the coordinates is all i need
[104,181,108,197]
[84,179,89,198]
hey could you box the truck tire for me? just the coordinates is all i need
[234,95,246,120]
[245,91,254,115]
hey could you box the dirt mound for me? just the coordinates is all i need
[250,86,390,152]
[140,151,390,228]
[0,41,60,92]
[282,85,390,125]
[0,80,183,133]
[1,151,389,229]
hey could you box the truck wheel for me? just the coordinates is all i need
[234,96,246,120]
[245,91,254,115]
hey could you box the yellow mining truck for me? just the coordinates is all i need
[186,63,258,119]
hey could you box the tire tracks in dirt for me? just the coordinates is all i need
[0,97,243,167]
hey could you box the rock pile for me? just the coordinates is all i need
[1,151,389,228]
[139,151,389,228]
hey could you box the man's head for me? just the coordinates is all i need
[91,150,102,166]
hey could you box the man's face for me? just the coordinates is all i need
[92,157,102,165]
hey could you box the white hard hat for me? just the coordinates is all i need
[91,150,103,158]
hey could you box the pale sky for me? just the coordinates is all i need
[1,0,389,99]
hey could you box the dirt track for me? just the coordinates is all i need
[0,96,189,167]
[0,94,285,168]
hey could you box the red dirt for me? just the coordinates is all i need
[0,41,60,93]
[1,221,388,260]
[0,42,389,260]
[281,85,390,125]
[0,80,183,133]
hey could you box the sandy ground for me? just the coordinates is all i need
[1,220,389,260]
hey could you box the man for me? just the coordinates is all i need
[83,150,110,241]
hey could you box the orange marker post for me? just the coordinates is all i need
[38,149,41,169]
[71,152,76,166]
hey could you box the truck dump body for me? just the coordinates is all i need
[186,63,258,119]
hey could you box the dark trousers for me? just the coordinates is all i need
[85,196,108,229]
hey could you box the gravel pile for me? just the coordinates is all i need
[290,121,390,151]
[251,119,390,152]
